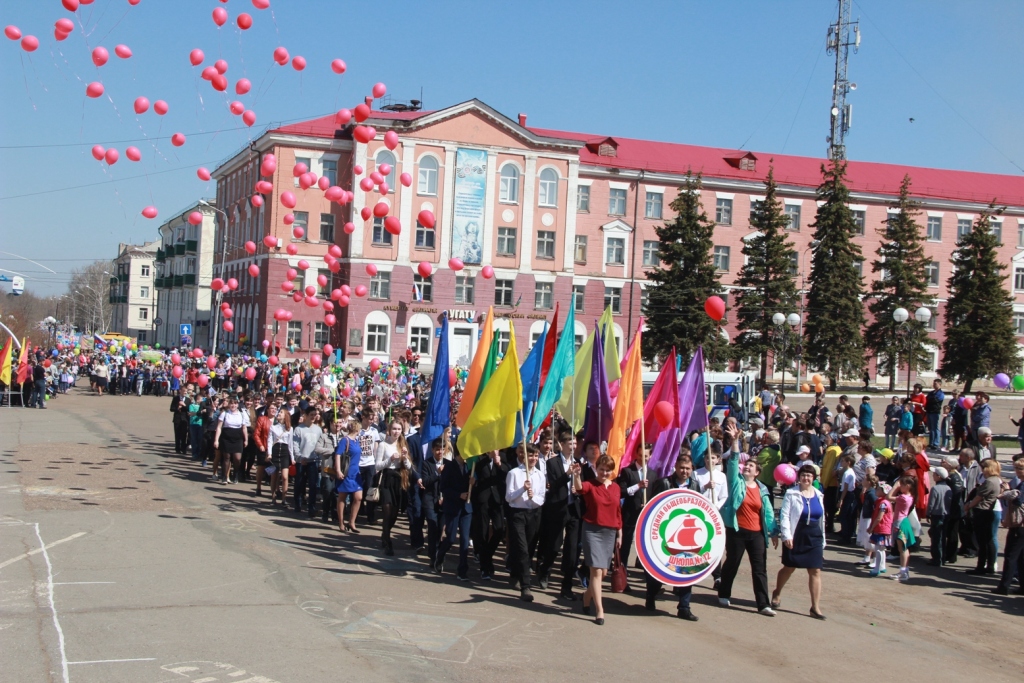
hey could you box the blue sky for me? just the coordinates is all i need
[2,0,1022,296]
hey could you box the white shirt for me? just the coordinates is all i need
[219,409,250,429]
[840,468,857,493]
[626,463,648,497]
[695,466,728,509]
[505,464,546,509]
[358,427,380,467]
[267,424,293,462]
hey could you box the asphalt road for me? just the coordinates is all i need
[1,389,1021,683]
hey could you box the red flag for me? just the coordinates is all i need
[14,338,30,384]
[539,302,559,388]
[620,347,678,469]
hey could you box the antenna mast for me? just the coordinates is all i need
[826,0,860,160]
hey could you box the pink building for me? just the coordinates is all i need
[210,99,1024,385]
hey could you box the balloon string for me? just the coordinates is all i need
[270,9,281,39]
[96,7,131,44]
[134,115,171,165]
[250,63,273,107]
[19,54,38,112]
[252,71,276,107]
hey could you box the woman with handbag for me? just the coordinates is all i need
[570,453,623,626]
[267,407,294,505]
[334,420,364,534]
[375,420,413,556]
[964,458,1003,575]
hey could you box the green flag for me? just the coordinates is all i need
[531,302,576,435]
[554,306,617,432]
[476,329,501,402]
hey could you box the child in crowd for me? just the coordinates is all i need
[867,480,893,576]
[856,473,879,566]
[887,475,917,582]
[939,404,952,452]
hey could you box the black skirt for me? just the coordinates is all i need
[379,468,403,506]
[220,426,244,454]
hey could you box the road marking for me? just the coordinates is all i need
[67,658,156,665]
[53,581,116,585]
[34,524,69,683]
[0,531,86,570]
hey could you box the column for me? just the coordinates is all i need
[521,154,537,271]
[438,145,457,263]
[563,159,580,273]
[397,142,416,262]
[350,142,369,258]
[481,150,498,267]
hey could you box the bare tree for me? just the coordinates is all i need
[0,290,55,344]
[66,261,115,333]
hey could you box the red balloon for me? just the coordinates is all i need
[197,167,211,181]
[211,75,228,92]
[171,133,186,147]
[417,209,436,229]
[172,365,184,379]
[281,281,294,293]
[187,211,203,225]
[704,295,726,322]
[481,265,494,279]
[291,56,306,71]
[227,278,239,290]
[372,82,387,98]
[91,145,105,160]
[235,78,251,95]
[251,195,264,208]
[248,264,260,278]
[104,148,119,165]
[962,397,975,410]
[244,367,256,381]
[236,13,253,29]
[369,358,382,372]
[5,25,22,40]
[354,103,370,122]
[417,261,433,278]
[268,355,279,366]
[92,46,109,66]
[242,110,256,127]
[214,59,228,74]
[198,375,209,388]
[114,44,131,58]
[86,82,104,98]
[331,59,346,74]
[189,49,204,66]
[125,146,141,162]
[263,235,278,249]
[654,400,674,429]
[207,356,217,369]
[273,47,289,64]
[324,314,336,327]
[310,355,322,369]
[20,35,38,52]
[384,216,401,235]
[211,278,224,290]
[133,96,149,114]
[323,343,334,355]
[154,100,169,115]
[373,201,389,218]
[141,206,158,219]
[63,0,80,11]
[449,368,457,386]
[448,257,464,271]
[280,191,296,208]
[244,240,257,254]
[212,8,228,26]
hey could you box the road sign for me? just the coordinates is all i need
[180,323,192,336]
[180,334,192,347]
[154,317,163,326]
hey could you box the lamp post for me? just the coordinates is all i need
[199,199,230,355]
[794,239,820,390]
[772,312,802,391]
[893,306,932,398]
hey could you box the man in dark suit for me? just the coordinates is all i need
[405,429,425,552]
[470,449,510,580]
[417,438,445,564]
[617,443,651,590]
[644,453,701,622]
[435,445,472,580]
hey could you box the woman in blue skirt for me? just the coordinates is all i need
[773,464,827,619]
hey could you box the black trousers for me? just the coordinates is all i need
[959,512,978,555]
[537,506,581,592]
[929,515,949,564]
[507,507,542,586]
[717,527,771,610]
[943,515,961,562]
[471,502,506,576]
[997,527,1024,590]
[173,420,188,453]
[823,486,839,534]
[973,509,996,572]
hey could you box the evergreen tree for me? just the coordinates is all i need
[804,158,866,390]
[642,173,728,368]
[864,175,932,390]
[940,205,1019,392]
[734,167,799,385]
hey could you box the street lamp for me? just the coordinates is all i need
[772,312,801,391]
[893,306,932,397]
[198,199,230,355]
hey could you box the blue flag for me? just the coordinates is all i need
[514,322,547,446]
[420,314,450,449]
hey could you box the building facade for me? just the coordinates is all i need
[154,201,217,350]
[109,240,159,343]
[211,99,1024,382]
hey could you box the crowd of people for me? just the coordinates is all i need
[9,343,1024,625]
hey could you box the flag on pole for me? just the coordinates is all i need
[14,338,30,384]
[581,324,613,448]
[530,301,575,435]
[419,314,450,448]
[607,321,644,470]
[539,303,559,388]
[478,330,501,398]
[455,306,494,428]
[554,305,617,432]
[93,333,108,350]
[457,325,523,459]
[648,347,708,480]
[620,347,677,470]
[0,337,12,386]
[513,322,547,446]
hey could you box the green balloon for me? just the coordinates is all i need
[155,343,161,349]
[1013,375,1024,391]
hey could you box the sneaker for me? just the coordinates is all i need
[855,559,871,567]
[868,569,880,577]
[480,572,493,581]
[456,574,470,582]
[538,576,549,590]
[894,569,910,582]
[718,598,731,607]
[758,607,777,617]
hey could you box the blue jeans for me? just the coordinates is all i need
[294,460,321,516]
[436,504,472,577]
[189,424,205,460]
[33,379,46,407]
[926,413,940,448]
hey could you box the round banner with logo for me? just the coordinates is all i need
[636,489,726,587]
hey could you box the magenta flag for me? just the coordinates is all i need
[648,347,707,480]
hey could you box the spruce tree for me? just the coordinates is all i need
[734,166,799,386]
[864,175,931,390]
[804,158,866,390]
[940,205,1019,392]
[642,172,728,368]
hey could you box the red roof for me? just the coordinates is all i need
[271,109,434,137]
[531,126,1024,207]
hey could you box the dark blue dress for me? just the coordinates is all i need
[782,494,825,569]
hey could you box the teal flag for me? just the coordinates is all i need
[530,303,576,435]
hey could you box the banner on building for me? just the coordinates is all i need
[451,148,487,265]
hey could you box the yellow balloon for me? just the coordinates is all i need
[73,349,80,355]
[210,372,216,378]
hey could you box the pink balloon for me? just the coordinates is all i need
[338,294,350,307]
[211,74,228,92]
[264,235,279,249]
[292,226,305,239]
[372,82,387,98]
[92,46,109,66]
[774,463,797,486]
[262,339,271,348]
[317,176,331,191]
[299,172,314,190]
[354,285,368,297]
[242,110,256,127]
[91,145,106,161]
[212,7,228,26]
[379,164,392,177]
[273,46,289,64]
[5,26,22,41]
[394,173,410,188]
[328,244,343,258]
[353,125,376,144]
[364,264,378,277]
[251,195,264,208]
[292,56,306,71]
[384,216,401,235]
[370,171,385,186]
[418,209,436,229]
[236,13,253,29]
[323,300,334,312]
[340,284,352,296]
[354,164,364,175]
[297,259,310,270]
[86,82,104,98]
[244,367,257,381]
[20,35,38,52]
[280,191,296,208]
[115,44,132,59]
[62,0,80,10]
[331,59,346,74]
[280,281,294,293]
[223,320,234,333]
[211,278,224,290]
[448,258,464,271]
[252,0,270,8]
[292,162,308,177]
[170,352,181,365]
[235,78,251,96]
[244,240,257,254]
[55,19,74,34]
[214,59,228,74]
[381,129,399,151]
[481,265,494,279]
[142,206,158,219]
[359,177,374,192]
[323,343,334,355]
[172,366,184,379]
[286,268,297,280]
[189,49,204,66]
[417,261,433,278]
[201,66,217,81]
[449,368,458,386]
[230,100,245,115]
[372,201,389,218]
[133,96,149,114]
[325,185,343,201]
[154,100,168,115]
[283,213,295,225]
[227,278,239,291]
[335,109,352,125]
[323,315,336,328]
[304,296,319,308]
[197,375,209,388]
[125,146,141,162]
[379,182,389,195]
[343,222,355,234]
[354,104,370,122]
[369,358,382,372]
[171,133,186,147]
[104,148,119,165]
[248,264,260,278]
[255,180,273,194]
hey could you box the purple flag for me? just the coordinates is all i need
[582,324,613,447]
[648,347,708,479]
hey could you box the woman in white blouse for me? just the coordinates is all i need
[375,420,412,555]
[267,407,294,505]
[214,395,250,485]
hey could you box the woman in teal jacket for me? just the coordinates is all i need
[717,423,778,616]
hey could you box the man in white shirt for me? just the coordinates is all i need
[506,445,546,602]
[358,411,382,523]
[695,448,729,509]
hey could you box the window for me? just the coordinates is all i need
[293,211,309,239]
[1015,312,1024,336]
[645,192,663,220]
[536,230,555,260]
[320,213,335,243]
[538,168,558,207]
[494,279,514,307]
[375,151,396,192]
[317,269,331,296]
[371,217,393,245]
[925,307,938,332]
[322,159,337,185]
[137,331,147,342]
[609,188,627,215]
[535,282,553,310]
[369,272,391,299]
[294,156,311,186]
[991,220,1003,244]
[851,210,866,235]
[642,240,659,267]
[497,227,517,256]
[455,275,475,304]
[606,237,625,265]
[187,257,196,273]
[140,286,150,298]
[410,326,431,354]
[604,287,622,314]
[926,261,940,286]
[287,322,302,347]
[1014,267,1024,291]
[784,204,801,231]
[314,322,329,347]
[749,199,764,222]
[418,156,438,195]
[640,288,649,312]
[574,235,588,263]
[140,265,150,277]
[715,198,733,225]
[499,165,520,203]
[577,185,590,212]
[366,324,389,352]
[496,331,510,357]
[957,218,972,240]
[1018,221,1024,248]
[789,252,799,275]
[413,274,433,302]
[138,307,148,320]
[926,216,942,241]
[572,285,586,312]
[853,259,863,277]
[415,220,435,249]
[713,246,731,271]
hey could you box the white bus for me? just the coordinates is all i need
[641,370,759,425]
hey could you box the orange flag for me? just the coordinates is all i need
[455,306,494,428]
[607,322,644,473]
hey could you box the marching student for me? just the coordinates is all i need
[505,444,546,602]
[571,453,623,626]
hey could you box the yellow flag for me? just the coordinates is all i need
[554,306,618,431]
[0,338,12,386]
[457,325,522,458]
[455,306,494,428]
